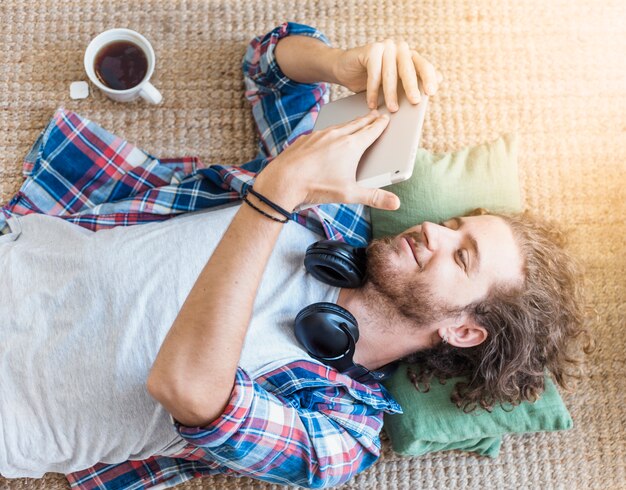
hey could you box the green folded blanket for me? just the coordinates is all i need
[383,364,573,457]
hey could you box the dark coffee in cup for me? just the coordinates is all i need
[94,41,148,90]
[85,28,162,103]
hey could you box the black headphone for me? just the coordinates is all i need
[294,240,397,382]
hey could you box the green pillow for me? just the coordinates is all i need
[371,133,522,238]
[383,364,573,458]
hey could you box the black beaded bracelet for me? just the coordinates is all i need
[246,186,293,220]
[242,189,290,224]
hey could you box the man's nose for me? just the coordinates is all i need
[421,221,456,251]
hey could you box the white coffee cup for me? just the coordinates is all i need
[84,28,162,104]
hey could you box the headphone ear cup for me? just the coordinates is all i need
[304,240,366,288]
[294,302,359,363]
[294,302,394,382]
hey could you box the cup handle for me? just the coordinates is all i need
[139,82,163,104]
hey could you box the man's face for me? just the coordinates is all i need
[365,215,524,327]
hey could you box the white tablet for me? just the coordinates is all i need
[313,82,429,189]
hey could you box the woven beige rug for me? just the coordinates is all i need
[0,0,624,489]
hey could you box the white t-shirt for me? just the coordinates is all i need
[0,205,339,478]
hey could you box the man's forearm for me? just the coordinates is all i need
[147,174,301,427]
[274,35,343,85]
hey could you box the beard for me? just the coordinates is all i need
[364,234,463,329]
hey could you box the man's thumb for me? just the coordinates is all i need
[355,187,400,210]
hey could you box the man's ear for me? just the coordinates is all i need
[439,318,488,348]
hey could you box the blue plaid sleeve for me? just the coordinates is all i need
[242,21,332,160]
[172,361,402,488]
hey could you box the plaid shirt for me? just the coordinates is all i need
[1,23,402,489]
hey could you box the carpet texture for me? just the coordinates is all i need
[0,0,624,489]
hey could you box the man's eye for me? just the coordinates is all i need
[457,249,468,270]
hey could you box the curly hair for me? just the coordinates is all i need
[405,211,594,412]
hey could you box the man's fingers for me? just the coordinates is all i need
[351,113,390,150]
[381,40,399,112]
[411,50,439,95]
[326,111,380,136]
[353,186,400,211]
[397,41,420,104]
[366,43,384,109]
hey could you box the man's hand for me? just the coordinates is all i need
[276,35,441,113]
[332,39,443,112]
[256,111,400,212]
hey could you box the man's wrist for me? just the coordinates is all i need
[316,45,343,85]
[252,170,304,214]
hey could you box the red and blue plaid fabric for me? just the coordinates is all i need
[1,22,401,489]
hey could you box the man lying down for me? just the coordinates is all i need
[0,22,587,490]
